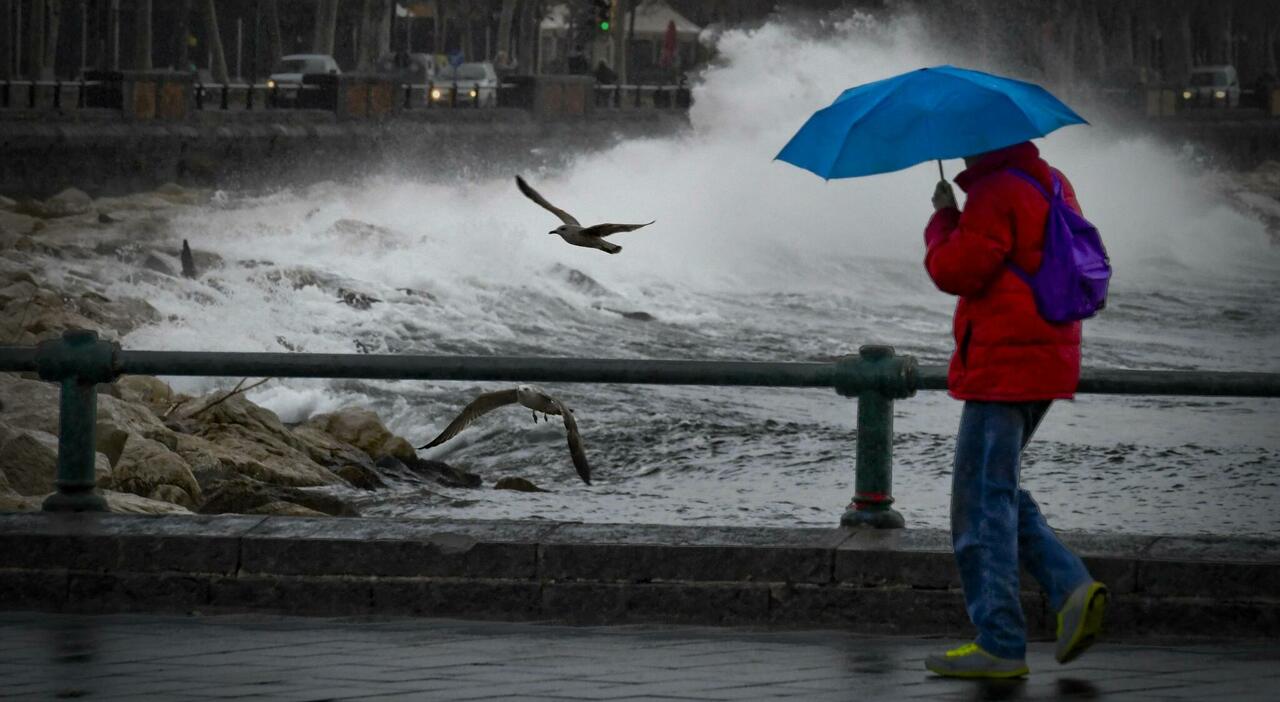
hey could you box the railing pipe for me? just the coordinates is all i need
[6,331,1280,523]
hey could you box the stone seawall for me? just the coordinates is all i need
[1,513,1276,639]
[0,109,688,198]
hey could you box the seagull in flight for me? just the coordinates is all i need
[419,384,592,485]
[516,175,653,254]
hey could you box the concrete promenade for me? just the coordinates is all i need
[2,611,1275,701]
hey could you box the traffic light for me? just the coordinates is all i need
[592,0,612,31]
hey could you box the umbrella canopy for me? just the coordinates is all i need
[776,65,1087,179]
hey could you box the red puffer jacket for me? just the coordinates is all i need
[923,141,1082,401]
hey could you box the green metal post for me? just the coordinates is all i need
[835,345,916,529]
[37,329,120,513]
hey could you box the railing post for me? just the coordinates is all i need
[29,80,37,108]
[404,83,411,109]
[450,82,458,107]
[53,80,61,109]
[77,79,86,108]
[835,344,917,529]
[37,329,120,513]
[221,83,229,110]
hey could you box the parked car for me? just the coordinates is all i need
[268,54,341,104]
[430,62,499,107]
[1182,65,1240,108]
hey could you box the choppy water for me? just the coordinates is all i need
[48,13,1280,536]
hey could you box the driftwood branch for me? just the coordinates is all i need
[189,377,272,418]
[162,378,272,421]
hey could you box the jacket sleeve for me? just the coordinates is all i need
[923,189,1013,298]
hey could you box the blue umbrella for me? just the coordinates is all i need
[776,65,1087,180]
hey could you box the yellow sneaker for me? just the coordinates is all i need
[1056,581,1109,664]
[925,642,1029,679]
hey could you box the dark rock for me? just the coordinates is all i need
[198,475,358,517]
[552,264,612,296]
[97,211,116,224]
[141,252,178,277]
[336,463,386,490]
[376,455,482,489]
[337,288,381,310]
[494,477,548,492]
[180,239,197,278]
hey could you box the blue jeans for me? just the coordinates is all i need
[951,401,1092,660]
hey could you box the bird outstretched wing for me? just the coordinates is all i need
[582,221,655,238]
[516,176,579,226]
[419,389,521,449]
[551,398,592,485]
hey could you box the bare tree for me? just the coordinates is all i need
[43,0,61,76]
[174,0,192,70]
[497,0,516,59]
[133,0,151,70]
[29,0,45,79]
[263,0,281,68]
[357,0,390,70]
[0,0,12,79]
[200,0,227,82]
[314,0,339,55]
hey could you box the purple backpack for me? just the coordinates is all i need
[1007,169,1111,323]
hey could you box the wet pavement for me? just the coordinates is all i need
[0,612,1274,701]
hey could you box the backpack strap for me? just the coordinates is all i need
[1005,167,1060,283]
[1007,167,1060,201]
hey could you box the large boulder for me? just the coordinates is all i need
[0,427,111,495]
[306,408,416,462]
[109,434,202,508]
[195,422,345,488]
[102,489,194,515]
[38,188,94,218]
[198,475,356,516]
[0,209,42,236]
[0,493,42,512]
[106,375,176,415]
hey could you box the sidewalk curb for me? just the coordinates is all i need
[1,513,1276,638]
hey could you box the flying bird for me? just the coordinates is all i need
[516,175,653,254]
[419,384,592,485]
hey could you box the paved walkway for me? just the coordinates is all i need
[0,612,1275,701]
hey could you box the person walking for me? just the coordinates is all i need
[922,141,1108,679]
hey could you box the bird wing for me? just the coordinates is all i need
[551,398,592,485]
[516,175,579,226]
[581,221,655,238]
[418,389,520,449]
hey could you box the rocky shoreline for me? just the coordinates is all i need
[0,183,484,517]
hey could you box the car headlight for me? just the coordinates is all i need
[469,89,478,98]
[430,88,442,100]
[267,79,276,89]
[1214,90,1226,99]
[1182,90,1192,99]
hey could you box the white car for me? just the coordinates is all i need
[268,54,341,103]
[430,62,498,107]
[1182,65,1240,108]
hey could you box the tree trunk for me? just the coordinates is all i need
[29,0,46,79]
[0,0,11,80]
[43,0,60,76]
[313,0,338,55]
[200,0,227,82]
[497,0,515,58]
[357,0,390,71]
[262,0,281,69]
[614,0,629,83]
[132,0,150,70]
[1164,2,1193,83]
[516,0,538,75]
[106,0,120,70]
[431,0,442,54]
[174,0,190,70]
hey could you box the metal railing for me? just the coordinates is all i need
[0,79,105,110]
[2,329,1277,523]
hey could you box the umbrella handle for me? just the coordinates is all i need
[937,159,945,181]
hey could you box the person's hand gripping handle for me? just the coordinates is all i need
[931,160,957,211]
